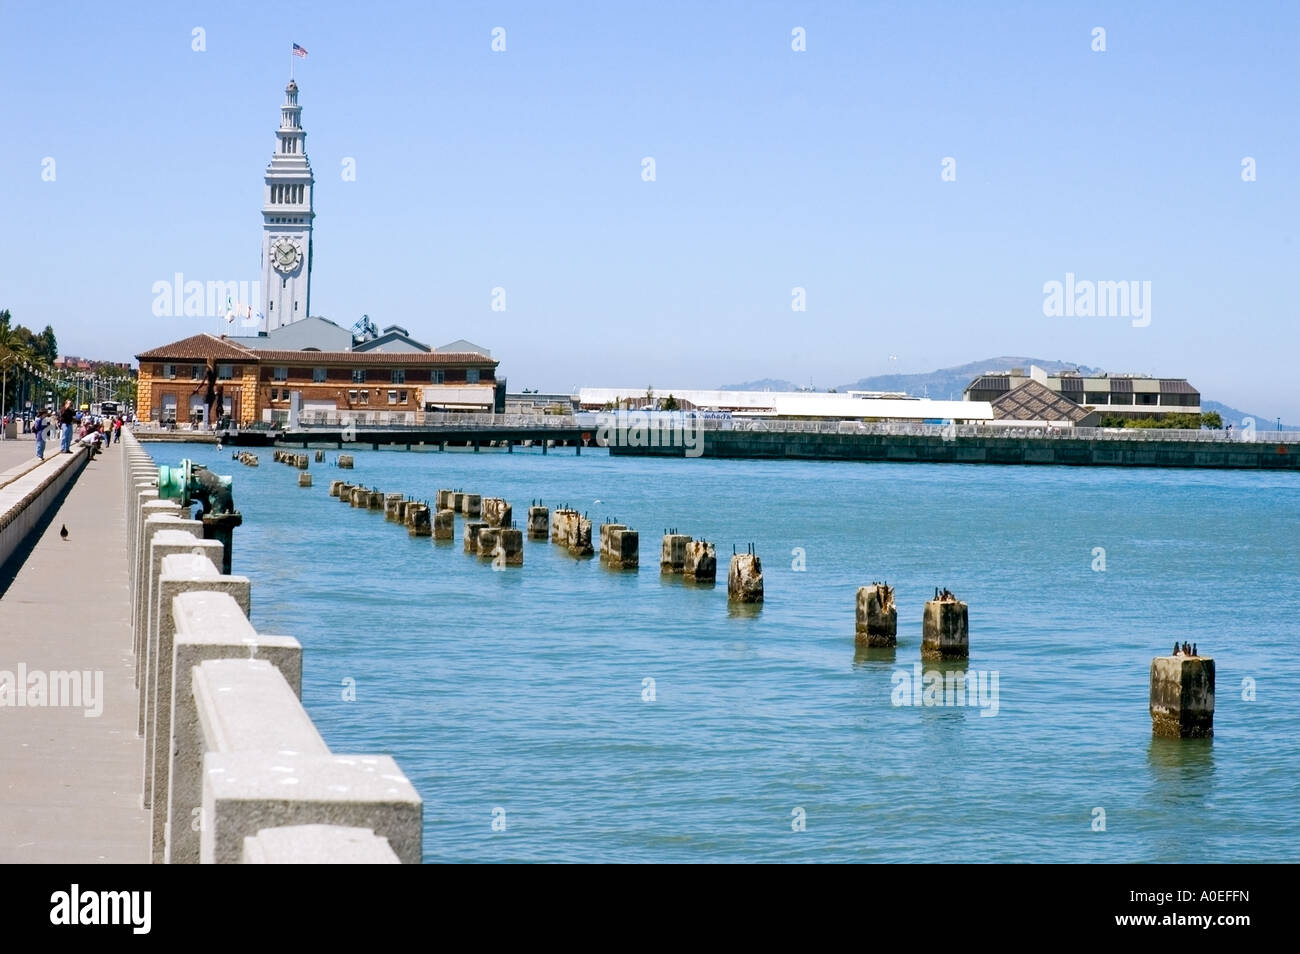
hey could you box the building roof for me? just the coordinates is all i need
[352,329,432,353]
[991,380,1092,423]
[436,339,491,357]
[137,333,497,366]
[228,316,355,351]
[969,375,1011,391]
[136,334,257,362]
[252,349,497,366]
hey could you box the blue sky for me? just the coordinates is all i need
[1,1,1296,418]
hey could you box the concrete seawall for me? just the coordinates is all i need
[608,429,1300,469]
[122,431,423,863]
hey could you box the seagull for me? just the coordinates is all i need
[59,524,68,540]
[593,499,602,505]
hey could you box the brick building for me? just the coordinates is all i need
[136,333,499,426]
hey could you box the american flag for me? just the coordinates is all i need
[292,43,308,57]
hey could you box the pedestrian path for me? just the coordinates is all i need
[0,440,148,862]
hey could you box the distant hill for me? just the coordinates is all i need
[723,357,1290,428]
[1202,400,1288,430]
[719,377,799,391]
[835,356,1102,401]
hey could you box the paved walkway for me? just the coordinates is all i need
[0,435,148,862]
[0,430,44,484]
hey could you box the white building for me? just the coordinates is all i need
[576,387,992,422]
[260,79,315,331]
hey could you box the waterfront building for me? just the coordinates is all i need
[135,333,498,425]
[986,379,1099,427]
[575,387,992,422]
[964,366,1200,421]
[134,75,500,426]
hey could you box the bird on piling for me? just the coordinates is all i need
[60,524,68,540]
[1192,642,1198,657]
[1172,641,1181,656]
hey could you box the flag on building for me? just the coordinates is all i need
[292,43,308,57]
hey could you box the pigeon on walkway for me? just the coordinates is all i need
[59,524,68,540]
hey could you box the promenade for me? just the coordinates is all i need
[0,431,148,862]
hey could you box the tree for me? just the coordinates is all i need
[1200,411,1223,429]
[661,393,679,411]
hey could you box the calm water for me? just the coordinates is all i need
[168,442,1300,862]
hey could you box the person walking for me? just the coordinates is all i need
[58,400,74,453]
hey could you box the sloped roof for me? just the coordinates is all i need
[968,375,1010,392]
[136,334,257,361]
[253,349,497,366]
[991,380,1091,423]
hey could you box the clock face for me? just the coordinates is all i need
[271,239,302,273]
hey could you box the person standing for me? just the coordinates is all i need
[59,400,74,453]
[33,409,46,460]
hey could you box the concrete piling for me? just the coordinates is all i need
[337,483,355,502]
[660,533,691,573]
[435,489,454,510]
[476,527,500,559]
[405,503,432,537]
[338,454,354,469]
[496,528,524,565]
[434,508,455,540]
[384,493,405,522]
[727,552,764,603]
[921,593,968,660]
[329,480,345,497]
[296,455,309,470]
[1150,653,1215,738]
[298,473,313,488]
[449,491,465,513]
[461,493,482,518]
[599,524,626,559]
[551,508,579,544]
[464,521,486,553]
[567,516,595,557]
[527,506,550,540]
[395,500,410,524]
[315,449,325,462]
[683,540,716,582]
[350,486,368,508]
[483,497,512,528]
[855,583,897,647]
[367,490,385,511]
[607,528,638,569]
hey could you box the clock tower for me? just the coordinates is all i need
[261,78,315,331]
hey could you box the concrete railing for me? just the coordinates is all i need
[121,429,422,863]
[1,444,90,570]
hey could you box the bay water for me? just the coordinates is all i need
[169,442,1300,862]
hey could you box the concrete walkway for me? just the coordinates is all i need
[0,430,44,485]
[0,436,149,862]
